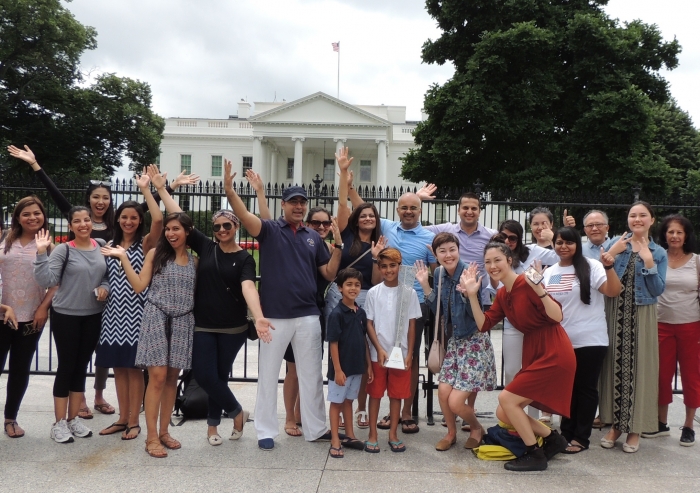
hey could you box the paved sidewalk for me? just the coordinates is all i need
[1,373,698,493]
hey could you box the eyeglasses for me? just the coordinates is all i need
[286,199,308,206]
[584,223,608,230]
[213,223,234,232]
[398,206,420,212]
[503,234,519,242]
[309,220,332,228]
[90,180,112,188]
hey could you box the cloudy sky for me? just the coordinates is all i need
[66,0,699,125]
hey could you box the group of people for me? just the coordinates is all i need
[0,144,697,472]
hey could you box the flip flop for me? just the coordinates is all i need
[78,407,93,419]
[99,422,128,436]
[364,441,380,453]
[329,445,344,459]
[94,403,115,415]
[4,421,25,438]
[145,438,167,458]
[341,437,365,450]
[388,440,406,453]
[562,442,588,454]
[401,419,419,434]
[339,416,345,430]
[355,410,369,429]
[285,425,303,437]
[377,415,391,430]
[122,425,141,441]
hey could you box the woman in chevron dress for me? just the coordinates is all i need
[95,171,162,439]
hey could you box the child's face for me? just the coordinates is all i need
[378,260,399,283]
[339,277,362,302]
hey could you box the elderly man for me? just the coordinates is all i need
[222,160,341,450]
[581,210,613,260]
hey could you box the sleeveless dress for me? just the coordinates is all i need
[135,255,196,369]
[95,240,147,369]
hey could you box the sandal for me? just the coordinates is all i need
[364,441,380,453]
[562,441,588,454]
[78,407,93,420]
[341,437,365,450]
[145,438,168,458]
[94,402,115,415]
[284,424,303,437]
[329,445,344,458]
[401,419,419,434]
[99,422,128,436]
[338,416,345,430]
[159,433,181,450]
[122,425,141,441]
[355,410,369,429]
[377,415,391,430]
[388,440,406,453]
[4,421,25,438]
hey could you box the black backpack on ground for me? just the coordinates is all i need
[174,370,209,425]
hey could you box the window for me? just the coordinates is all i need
[154,155,161,165]
[179,194,190,211]
[242,156,253,172]
[210,196,221,212]
[360,160,371,182]
[211,155,222,176]
[435,203,447,224]
[287,158,294,180]
[180,154,192,174]
[323,159,335,182]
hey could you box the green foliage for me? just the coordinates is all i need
[403,0,698,197]
[0,0,164,179]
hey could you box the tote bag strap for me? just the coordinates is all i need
[433,267,443,344]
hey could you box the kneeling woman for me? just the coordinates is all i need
[102,212,196,458]
[415,233,496,452]
[461,237,575,471]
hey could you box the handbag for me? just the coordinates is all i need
[213,246,258,340]
[427,266,445,374]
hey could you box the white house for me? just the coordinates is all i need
[158,91,422,191]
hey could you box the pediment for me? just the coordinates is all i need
[249,92,390,127]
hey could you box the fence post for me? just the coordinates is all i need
[632,184,641,202]
[312,174,322,206]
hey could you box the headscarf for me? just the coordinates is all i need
[212,209,240,227]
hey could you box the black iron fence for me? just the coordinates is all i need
[1,177,694,407]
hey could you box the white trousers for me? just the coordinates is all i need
[503,324,540,419]
[254,315,327,441]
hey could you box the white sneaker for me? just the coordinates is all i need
[67,416,93,438]
[50,419,75,443]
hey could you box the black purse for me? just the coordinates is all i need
[213,246,258,341]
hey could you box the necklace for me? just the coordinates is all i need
[92,221,107,231]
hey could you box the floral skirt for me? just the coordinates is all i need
[438,331,497,392]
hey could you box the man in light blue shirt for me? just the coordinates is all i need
[581,210,613,260]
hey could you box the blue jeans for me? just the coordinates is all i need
[192,331,247,426]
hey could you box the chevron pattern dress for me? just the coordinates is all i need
[95,240,147,369]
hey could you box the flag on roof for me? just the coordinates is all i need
[332,42,340,52]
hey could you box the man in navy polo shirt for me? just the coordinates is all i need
[223,160,342,450]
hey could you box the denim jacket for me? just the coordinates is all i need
[608,238,667,305]
[426,261,482,340]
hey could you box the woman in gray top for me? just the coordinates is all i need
[34,206,109,444]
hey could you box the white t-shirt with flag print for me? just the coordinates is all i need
[543,258,608,349]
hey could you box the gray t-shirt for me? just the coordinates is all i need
[33,240,109,316]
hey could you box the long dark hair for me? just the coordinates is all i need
[498,219,530,268]
[112,200,146,247]
[348,203,381,257]
[152,212,193,275]
[85,183,115,238]
[484,234,515,264]
[658,214,697,254]
[554,227,591,304]
[3,195,50,254]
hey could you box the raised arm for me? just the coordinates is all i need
[336,147,353,232]
[135,168,163,252]
[598,249,622,297]
[224,159,262,237]
[8,145,72,215]
[147,164,181,214]
[317,217,343,281]
[344,170,364,209]
[245,169,272,220]
[101,245,154,293]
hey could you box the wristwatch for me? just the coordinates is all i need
[334,243,344,249]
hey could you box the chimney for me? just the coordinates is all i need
[238,100,251,119]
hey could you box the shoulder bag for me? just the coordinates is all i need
[427,266,445,374]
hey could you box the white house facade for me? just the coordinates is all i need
[158,92,422,191]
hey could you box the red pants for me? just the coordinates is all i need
[658,321,700,408]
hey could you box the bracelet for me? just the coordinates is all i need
[604,264,614,270]
[30,161,37,166]
[538,292,548,299]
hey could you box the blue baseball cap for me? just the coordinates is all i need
[282,186,308,201]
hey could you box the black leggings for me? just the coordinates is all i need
[0,322,42,420]
[51,309,102,398]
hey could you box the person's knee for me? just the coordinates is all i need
[495,405,510,424]
[448,392,468,414]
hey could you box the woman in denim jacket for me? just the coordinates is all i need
[416,233,497,452]
[599,201,667,453]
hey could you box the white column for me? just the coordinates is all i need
[252,136,264,181]
[333,138,346,192]
[270,149,278,185]
[292,137,305,185]
[376,139,388,188]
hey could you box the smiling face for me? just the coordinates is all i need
[164,218,188,249]
[356,206,377,233]
[627,204,654,236]
[435,241,460,273]
[583,212,609,246]
[307,211,332,239]
[554,237,576,263]
[530,213,551,243]
[281,197,308,226]
[665,221,686,251]
[18,204,45,235]
[397,194,421,229]
[378,259,399,284]
[484,247,513,283]
[458,198,480,229]
[213,216,238,244]
[118,207,142,236]
[501,228,519,252]
[339,277,362,303]
[89,186,111,219]
[69,210,93,239]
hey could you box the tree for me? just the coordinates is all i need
[401,0,695,198]
[0,0,164,179]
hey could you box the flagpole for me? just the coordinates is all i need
[337,42,340,99]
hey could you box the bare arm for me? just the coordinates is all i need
[136,168,163,252]
[147,164,181,214]
[241,279,274,343]
[245,169,272,220]
[598,249,622,297]
[336,147,353,232]
[318,217,342,281]
[224,160,262,237]
[365,319,388,365]
[101,246,154,293]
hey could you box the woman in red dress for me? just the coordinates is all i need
[460,238,576,471]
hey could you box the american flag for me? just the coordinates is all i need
[332,41,340,52]
[546,273,577,293]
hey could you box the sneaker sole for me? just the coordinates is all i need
[51,435,75,444]
[72,431,93,438]
[641,431,671,438]
[680,440,695,447]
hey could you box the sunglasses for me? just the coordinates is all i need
[309,220,332,228]
[213,223,235,232]
[503,234,519,242]
[90,180,112,188]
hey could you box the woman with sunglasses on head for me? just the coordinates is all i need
[148,165,270,447]
[528,207,555,250]
[33,206,110,443]
[0,196,57,438]
[94,169,163,440]
[599,201,667,453]
[542,227,621,454]
[7,144,198,417]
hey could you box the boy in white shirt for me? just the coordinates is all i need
[364,247,422,453]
